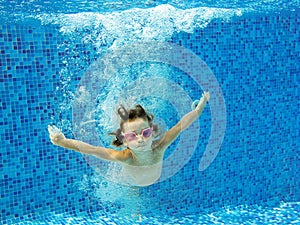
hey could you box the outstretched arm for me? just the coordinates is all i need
[48,125,129,162]
[158,91,210,150]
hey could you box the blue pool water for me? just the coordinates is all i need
[1,0,299,224]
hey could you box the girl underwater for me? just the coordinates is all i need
[48,91,210,186]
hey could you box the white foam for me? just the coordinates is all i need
[34,4,242,50]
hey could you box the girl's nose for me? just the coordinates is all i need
[137,135,144,143]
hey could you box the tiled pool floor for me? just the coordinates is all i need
[4,202,299,225]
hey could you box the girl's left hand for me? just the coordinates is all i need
[201,91,210,103]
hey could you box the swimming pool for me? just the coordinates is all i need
[1,0,299,224]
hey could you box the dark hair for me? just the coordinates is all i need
[110,104,158,147]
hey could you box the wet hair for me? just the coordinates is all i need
[109,104,158,147]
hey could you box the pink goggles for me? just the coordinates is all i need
[122,127,153,141]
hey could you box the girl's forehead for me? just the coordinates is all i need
[123,118,149,132]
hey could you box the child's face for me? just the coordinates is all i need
[122,118,153,151]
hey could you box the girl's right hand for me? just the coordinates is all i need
[48,125,66,146]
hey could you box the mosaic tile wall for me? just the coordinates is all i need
[1,11,299,223]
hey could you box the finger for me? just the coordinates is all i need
[48,125,60,135]
[52,125,60,133]
[48,125,53,134]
